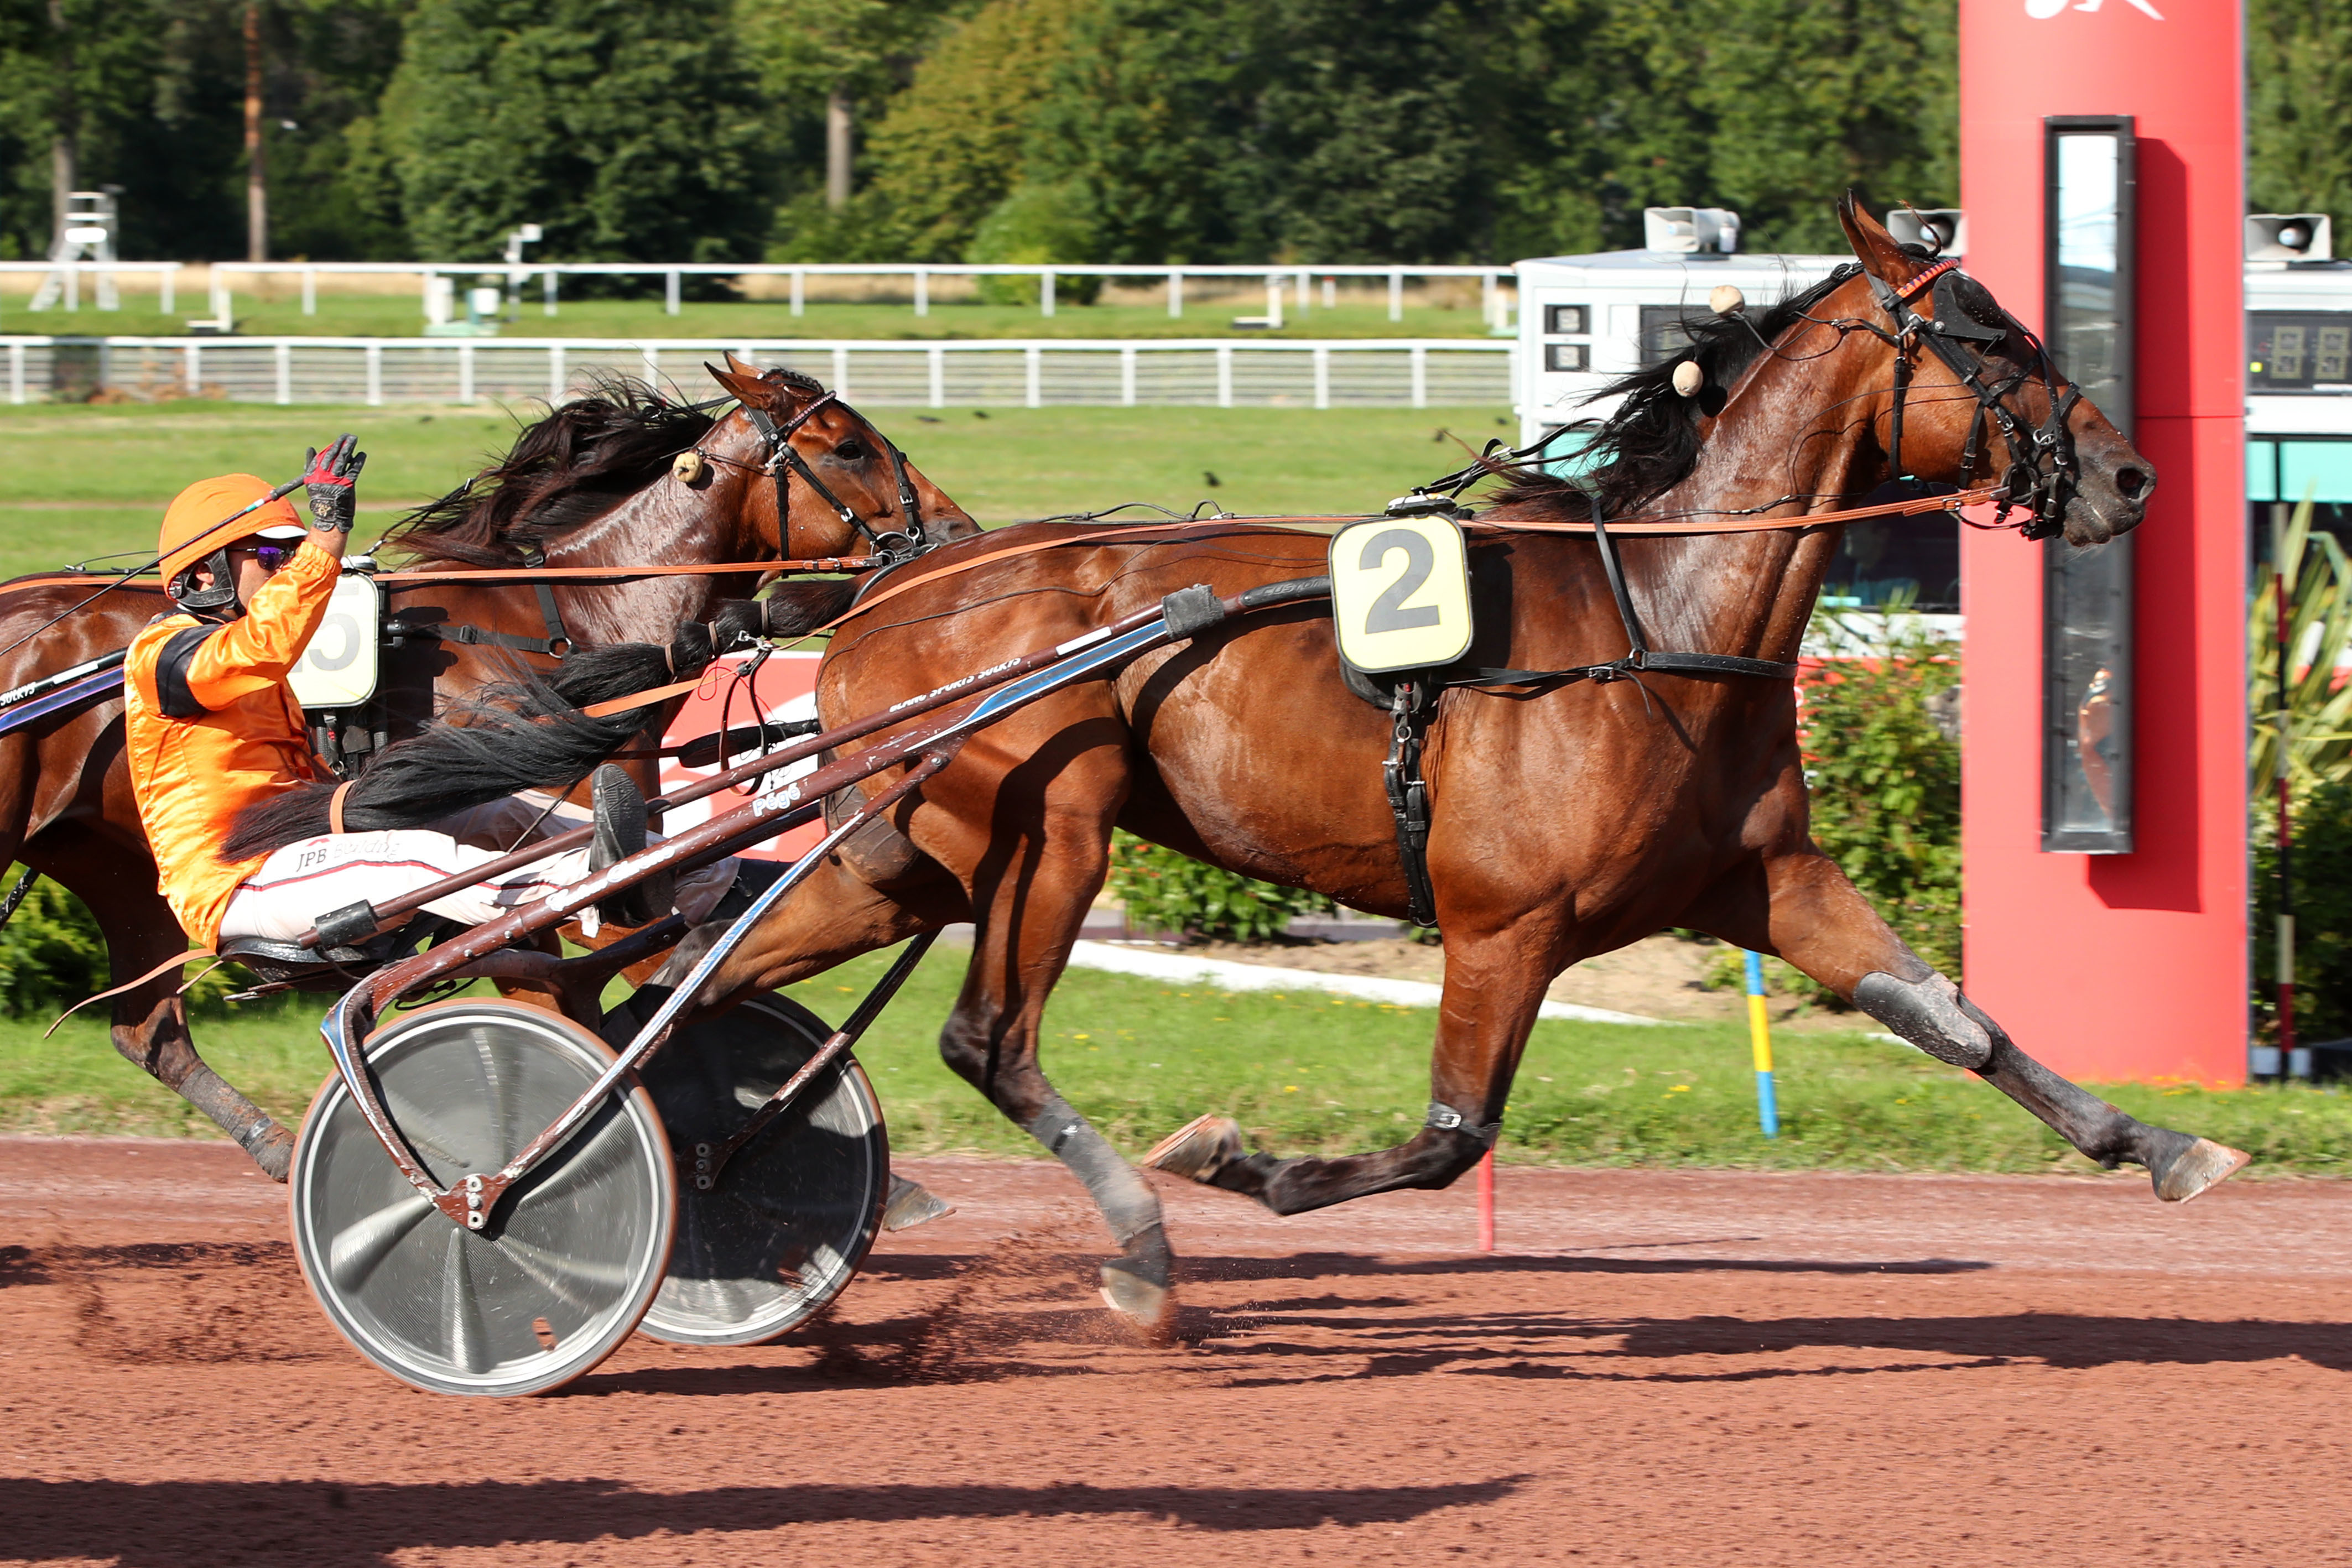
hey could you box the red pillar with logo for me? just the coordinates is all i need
[1958,0,2246,1081]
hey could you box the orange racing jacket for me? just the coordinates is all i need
[124,539,340,946]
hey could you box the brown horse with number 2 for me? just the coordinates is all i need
[0,358,971,1177]
[670,199,2247,1334]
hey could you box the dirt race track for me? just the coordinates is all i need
[3,1139,2350,1567]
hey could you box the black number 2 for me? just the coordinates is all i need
[1360,529,1440,633]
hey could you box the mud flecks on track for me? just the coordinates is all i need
[2,1139,2348,1566]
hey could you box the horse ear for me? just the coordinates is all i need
[1838,192,1925,286]
[705,361,775,408]
[722,350,761,377]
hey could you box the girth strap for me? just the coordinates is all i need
[1382,681,1439,930]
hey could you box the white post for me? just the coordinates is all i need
[1389,269,1403,323]
[1168,270,1183,318]
[1040,271,1055,319]
[1120,345,1137,407]
[544,269,558,316]
[914,269,929,317]
[212,272,230,325]
[665,270,681,316]
[160,265,175,315]
[185,342,201,397]
[1216,344,1233,408]
[1297,268,1310,314]
[274,341,292,405]
[1410,345,1427,409]
[63,265,76,312]
[459,341,476,405]
[1266,275,1283,331]
[1024,343,1042,408]
[641,343,659,387]
[365,342,381,407]
[12,342,28,405]
[831,345,849,397]
[1481,272,1497,331]
[301,267,316,315]
[1323,275,1335,310]
[790,269,805,317]
[1312,344,1329,410]
[549,343,566,405]
[928,345,945,408]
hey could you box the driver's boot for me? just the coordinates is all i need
[590,764,670,927]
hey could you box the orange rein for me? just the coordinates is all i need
[582,485,2002,717]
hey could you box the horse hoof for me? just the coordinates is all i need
[1098,1260,1174,1339]
[881,1174,955,1232]
[1144,1114,1243,1182]
[2151,1137,2251,1203]
[246,1122,296,1184]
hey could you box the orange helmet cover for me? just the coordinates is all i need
[157,475,302,585]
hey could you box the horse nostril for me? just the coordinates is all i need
[2114,467,2146,500]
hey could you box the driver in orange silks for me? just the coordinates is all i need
[123,436,735,954]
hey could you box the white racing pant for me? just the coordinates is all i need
[216,793,738,945]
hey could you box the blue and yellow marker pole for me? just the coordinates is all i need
[1743,951,1780,1138]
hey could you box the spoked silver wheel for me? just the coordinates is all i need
[627,992,889,1347]
[289,1001,676,1397]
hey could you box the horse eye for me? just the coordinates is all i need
[834,439,866,461]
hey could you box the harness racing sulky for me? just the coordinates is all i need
[1,200,2250,1396]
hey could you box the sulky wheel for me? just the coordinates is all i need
[289,1000,677,1397]
[624,991,889,1347]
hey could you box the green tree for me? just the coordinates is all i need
[861,0,1092,262]
[379,0,772,262]
[2251,0,2352,255]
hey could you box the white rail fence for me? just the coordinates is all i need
[0,336,1513,410]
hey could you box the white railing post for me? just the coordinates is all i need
[212,272,230,325]
[1216,344,1233,408]
[160,265,176,316]
[1410,345,1427,409]
[1168,270,1183,318]
[831,345,849,397]
[63,264,77,312]
[1323,275,1335,310]
[790,269,804,317]
[544,269,559,317]
[274,341,292,405]
[1297,268,1311,315]
[1266,275,1284,331]
[301,267,316,315]
[1040,272,1055,319]
[185,342,201,397]
[1389,269,1403,323]
[641,344,659,387]
[459,342,476,405]
[1481,272,1497,331]
[928,345,945,408]
[665,270,681,316]
[365,342,381,407]
[1120,345,1137,407]
[11,343,25,405]
[913,269,929,317]
[1313,344,1329,410]
[549,343,566,405]
[1024,344,1042,408]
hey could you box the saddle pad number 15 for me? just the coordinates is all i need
[289,572,381,711]
[1329,515,1474,674]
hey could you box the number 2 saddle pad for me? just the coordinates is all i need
[1328,515,1474,676]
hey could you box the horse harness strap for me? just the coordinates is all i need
[405,543,576,658]
[1383,680,1439,928]
[744,394,927,565]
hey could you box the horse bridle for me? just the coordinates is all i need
[735,391,929,565]
[1861,257,2082,541]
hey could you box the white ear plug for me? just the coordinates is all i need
[672,451,710,485]
[1672,360,1705,398]
[1709,284,1745,315]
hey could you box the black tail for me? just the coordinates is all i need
[220,674,644,862]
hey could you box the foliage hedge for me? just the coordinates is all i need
[0,869,246,1020]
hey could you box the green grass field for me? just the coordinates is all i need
[0,402,1515,582]
[7,941,2347,1175]
[3,294,1503,343]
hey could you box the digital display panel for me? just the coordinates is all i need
[2249,313,2352,389]
[2041,116,2136,853]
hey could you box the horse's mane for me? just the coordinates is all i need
[381,373,803,566]
[1485,262,1865,520]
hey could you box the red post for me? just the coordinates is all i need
[2278,541,2297,1077]
[1476,1149,1495,1253]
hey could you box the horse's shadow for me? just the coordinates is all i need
[0,1475,1528,1567]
